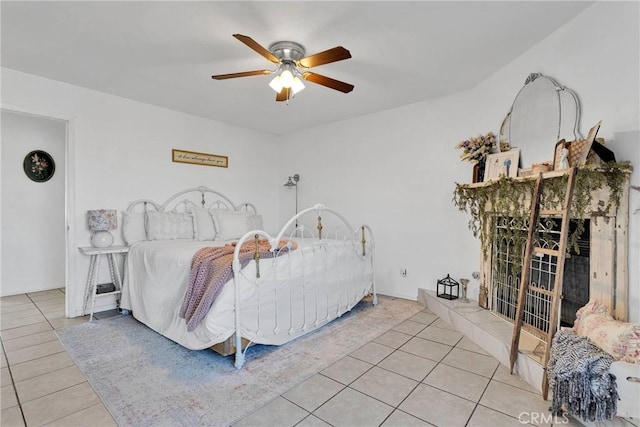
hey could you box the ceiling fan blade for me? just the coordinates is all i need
[233,34,281,64]
[302,72,354,93]
[275,87,291,102]
[211,70,272,80]
[297,46,351,68]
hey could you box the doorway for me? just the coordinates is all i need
[1,110,67,297]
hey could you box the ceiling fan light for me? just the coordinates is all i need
[269,75,283,93]
[291,77,305,94]
[280,69,294,88]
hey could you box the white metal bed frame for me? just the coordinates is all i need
[231,203,377,368]
[123,186,377,369]
[125,185,257,216]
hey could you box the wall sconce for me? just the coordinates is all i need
[283,174,300,228]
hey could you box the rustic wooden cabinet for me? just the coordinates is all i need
[468,167,631,322]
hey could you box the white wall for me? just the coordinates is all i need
[1,69,280,315]
[277,1,640,321]
[1,2,637,323]
[1,111,66,295]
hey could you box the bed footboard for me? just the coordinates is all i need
[232,204,376,369]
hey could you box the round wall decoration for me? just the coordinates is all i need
[23,150,55,182]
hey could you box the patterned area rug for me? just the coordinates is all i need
[57,296,422,427]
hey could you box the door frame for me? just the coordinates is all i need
[1,103,76,317]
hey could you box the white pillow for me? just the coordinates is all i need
[212,210,263,240]
[190,206,216,241]
[247,213,264,231]
[122,211,147,245]
[146,211,194,240]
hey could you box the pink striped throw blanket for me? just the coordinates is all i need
[179,239,296,331]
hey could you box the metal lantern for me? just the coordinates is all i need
[437,274,460,300]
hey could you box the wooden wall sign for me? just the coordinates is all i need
[172,149,228,168]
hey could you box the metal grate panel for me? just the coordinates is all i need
[491,217,561,334]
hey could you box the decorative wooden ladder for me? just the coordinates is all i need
[509,167,578,399]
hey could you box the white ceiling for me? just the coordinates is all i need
[1,1,593,135]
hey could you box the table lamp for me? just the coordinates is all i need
[87,209,117,247]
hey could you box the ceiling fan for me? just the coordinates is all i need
[211,34,354,102]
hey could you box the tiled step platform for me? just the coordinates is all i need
[418,289,640,425]
[418,289,544,394]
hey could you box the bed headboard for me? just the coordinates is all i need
[122,186,259,245]
[125,186,256,214]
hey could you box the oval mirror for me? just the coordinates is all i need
[502,73,582,169]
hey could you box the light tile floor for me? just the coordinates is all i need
[2,291,581,427]
[234,307,584,427]
[1,289,116,427]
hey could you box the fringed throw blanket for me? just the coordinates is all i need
[179,239,296,331]
[548,329,618,422]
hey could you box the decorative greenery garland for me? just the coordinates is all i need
[452,162,631,268]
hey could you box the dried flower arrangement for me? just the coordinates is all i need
[455,132,496,165]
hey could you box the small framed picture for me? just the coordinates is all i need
[576,120,602,166]
[553,139,572,170]
[484,149,520,182]
[23,150,55,182]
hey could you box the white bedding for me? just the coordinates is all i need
[121,237,373,350]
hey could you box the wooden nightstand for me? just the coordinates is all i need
[78,245,129,321]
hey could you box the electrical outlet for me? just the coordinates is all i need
[400,268,407,277]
